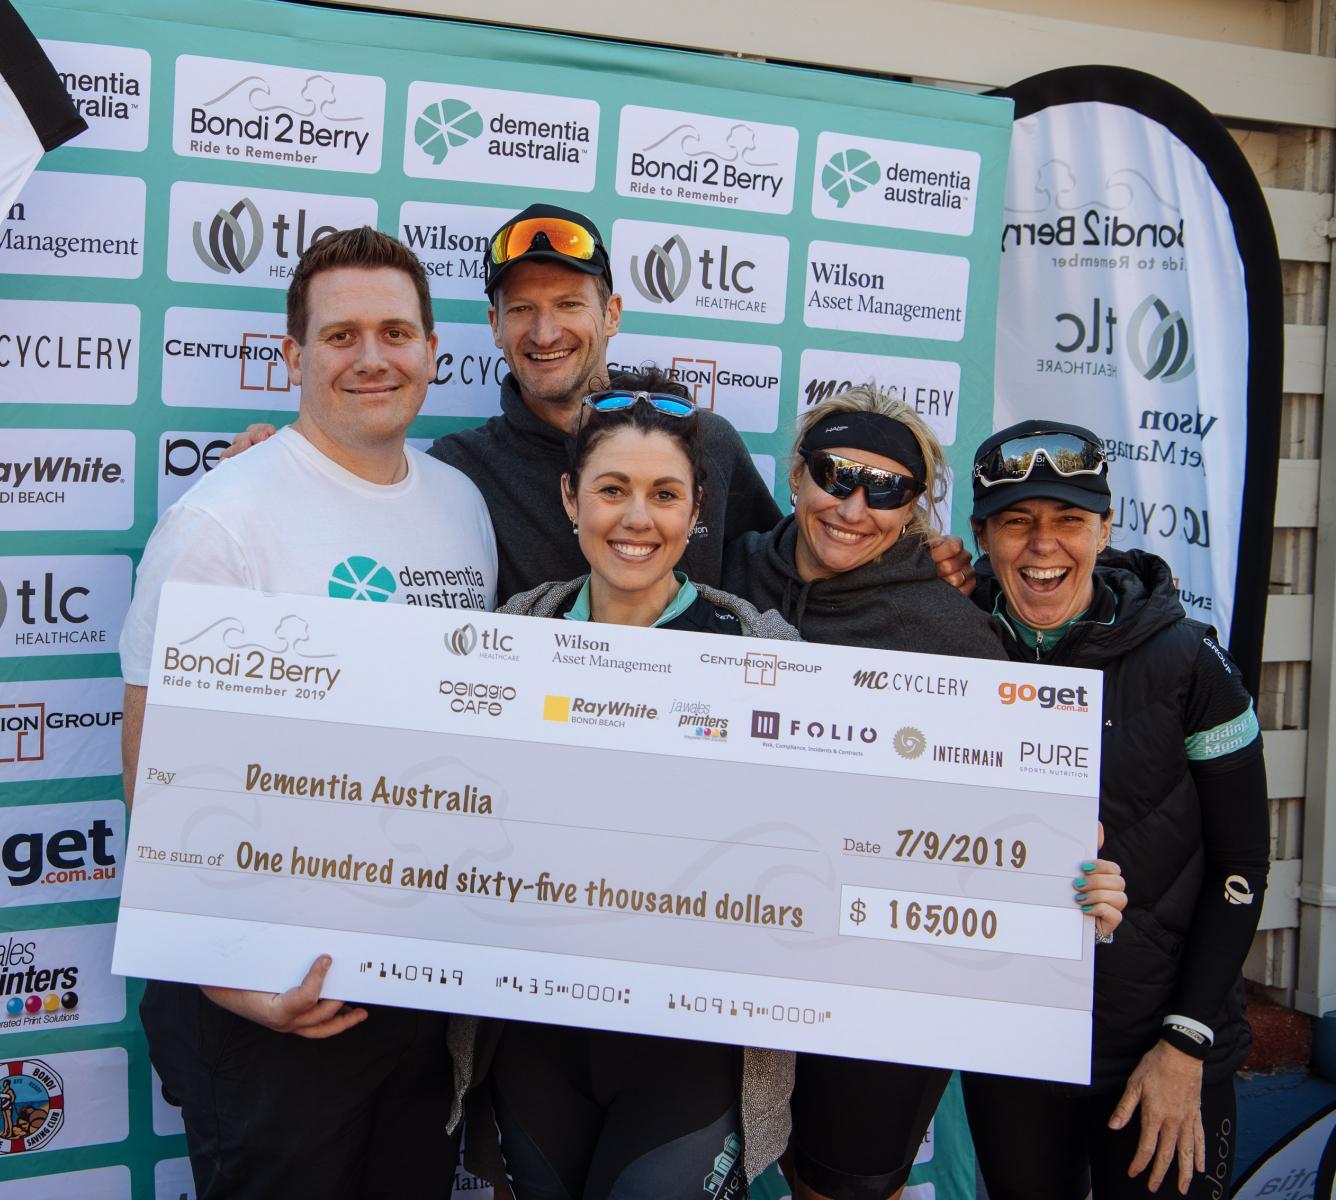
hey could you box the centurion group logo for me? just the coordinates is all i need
[173,55,385,173]
[615,105,798,215]
[167,181,377,288]
[404,81,599,192]
[162,307,292,411]
[612,219,788,325]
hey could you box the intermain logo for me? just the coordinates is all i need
[328,556,396,602]
[193,198,264,275]
[414,99,483,165]
[821,148,880,209]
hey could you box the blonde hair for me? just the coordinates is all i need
[791,383,950,544]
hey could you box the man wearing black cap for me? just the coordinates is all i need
[425,202,782,600]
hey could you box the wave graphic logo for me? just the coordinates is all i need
[630,234,691,304]
[414,98,483,165]
[192,197,264,275]
[1128,294,1195,383]
[446,624,478,656]
[893,726,927,759]
[328,556,397,602]
[821,148,880,209]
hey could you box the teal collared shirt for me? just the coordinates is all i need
[563,571,699,629]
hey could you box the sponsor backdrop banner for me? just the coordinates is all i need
[0,0,1011,1192]
[992,67,1282,688]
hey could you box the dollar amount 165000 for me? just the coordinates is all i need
[838,884,1085,960]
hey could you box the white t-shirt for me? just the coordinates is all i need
[120,427,497,685]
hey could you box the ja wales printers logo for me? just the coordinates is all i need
[0,1058,65,1154]
[158,609,342,695]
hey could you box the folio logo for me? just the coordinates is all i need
[194,197,264,275]
[631,234,692,303]
[750,710,780,739]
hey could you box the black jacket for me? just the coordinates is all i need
[429,376,781,603]
[722,514,1006,659]
[981,549,1256,1087]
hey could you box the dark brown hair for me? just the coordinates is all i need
[286,226,434,343]
[567,366,707,498]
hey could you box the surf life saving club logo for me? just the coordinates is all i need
[0,1057,65,1155]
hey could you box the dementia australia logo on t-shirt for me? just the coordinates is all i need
[328,555,488,610]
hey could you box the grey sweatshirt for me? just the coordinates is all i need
[721,514,1007,659]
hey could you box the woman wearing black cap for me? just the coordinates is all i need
[721,390,1126,1200]
[961,420,1270,1199]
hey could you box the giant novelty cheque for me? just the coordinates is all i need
[114,583,1103,1083]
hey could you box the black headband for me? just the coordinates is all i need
[800,411,926,479]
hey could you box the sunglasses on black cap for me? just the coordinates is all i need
[800,449,925,510]
[973,430,1107,489]
[489,215,603,271]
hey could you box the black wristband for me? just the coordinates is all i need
[1161,1023,1211,1061]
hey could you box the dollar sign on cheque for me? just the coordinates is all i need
[849,898,867,925]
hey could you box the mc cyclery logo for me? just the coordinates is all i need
[821,147,880,209]
[328,556,396,602]
[414,98,483,164]
[193,197,264,275]
[630,234,692,304]
[1128,294,1194,382]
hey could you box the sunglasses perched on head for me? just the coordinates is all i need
[973,431,1107,488]
[490,216,602,270]
[801,449,925,510]
[582,390,696,418]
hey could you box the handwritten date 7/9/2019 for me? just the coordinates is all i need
[890,830,1028,868]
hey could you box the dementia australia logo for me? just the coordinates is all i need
[194,197,264,276]
[414,99,483,164]
[328,556,396,602]
[821,148,881,209]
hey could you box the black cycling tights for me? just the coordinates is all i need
[490,1022,744,1200]
[962,1072,1237,1200]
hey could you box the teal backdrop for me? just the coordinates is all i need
[0,0,1011,1193]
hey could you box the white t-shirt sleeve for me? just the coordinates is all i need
[119,504,255,685]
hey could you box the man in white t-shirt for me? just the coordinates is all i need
[119,227,495,1199]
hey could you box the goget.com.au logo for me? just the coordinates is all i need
[997,680,1089,713]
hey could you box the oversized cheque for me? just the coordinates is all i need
[113,582,1104,1083]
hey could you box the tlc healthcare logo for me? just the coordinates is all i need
[615,105,798,215]
[167,180,377,288]
[612,218,788,325]
[173,54,386,173]
[0,555,132,659]
[1040,293,1196,384]
[0,298,140,407]
[812,131,980,237]
[40,39,151,153]
[404,81,599,192]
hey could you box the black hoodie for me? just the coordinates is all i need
[978,549,1266,1086]
[430,376,781,602]
[720,514,1006,659]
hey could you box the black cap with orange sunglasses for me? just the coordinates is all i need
[484,204,614,299]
